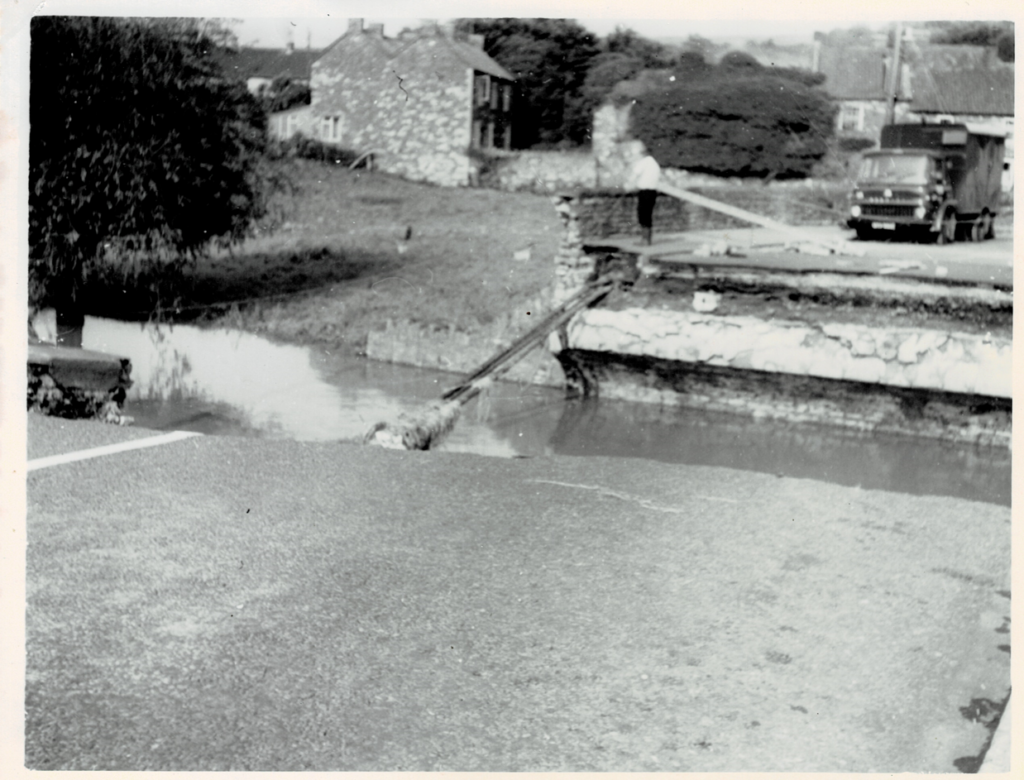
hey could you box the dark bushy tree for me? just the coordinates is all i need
[632,73,836,179]
[30,16,272,316]
[996,31,1014,62]
[929,21,1013,47]
[604,26,675,68]
[567,27,678,139]
[455,18,600,147]
[260,76,311,113]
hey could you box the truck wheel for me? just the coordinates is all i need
[855,226,874,241]
[970,214,992,242]
[935,210,957,245]
[980,213,994,240]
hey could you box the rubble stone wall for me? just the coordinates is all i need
[565,307,1011,399]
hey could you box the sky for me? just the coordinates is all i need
[229,16,841,50]
[8,0,1015,50]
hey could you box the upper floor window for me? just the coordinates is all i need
[475,74,490,106]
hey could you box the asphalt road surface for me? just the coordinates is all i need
[603,224,1013,288]
[24,414,1010,771]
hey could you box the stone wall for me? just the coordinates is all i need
[366,320,564,387]
[479,150,598,192]
[566,185,848,240]
[565,307,1011,399]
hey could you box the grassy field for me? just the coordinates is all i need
[183,160,562,354]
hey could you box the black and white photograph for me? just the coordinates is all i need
[1,0,1016,774]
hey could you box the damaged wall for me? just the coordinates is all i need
[548,192,1012,443]
[564,307,1010,399]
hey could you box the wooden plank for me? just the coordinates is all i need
[657,181,865,257]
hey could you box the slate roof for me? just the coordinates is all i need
[317,26,514,82]
[212,47,323,83]
[910,68,1014,115]
[444,37,514,81]
[817,45,890,99]
[817,42,1014,114]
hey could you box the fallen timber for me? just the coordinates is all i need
[656,181,866,257]
[547,190,1011,447]
[364,280,613,450]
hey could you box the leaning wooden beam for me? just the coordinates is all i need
[657,181,865,257]
[364,280,614,450]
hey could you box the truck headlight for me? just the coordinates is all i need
[850,205,862,218]
[855,190,864,200]
[914,206,926,219]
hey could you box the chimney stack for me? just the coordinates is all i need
[347,18,363,35]
[365,22,384,37]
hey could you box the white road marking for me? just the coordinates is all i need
[27,430,203,472]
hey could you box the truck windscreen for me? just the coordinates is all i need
[857,154,931,184]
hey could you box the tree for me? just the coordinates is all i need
[927,21,1014,62]
[928,21,1013,47]
[260,76,312,113]
[455,18,601,147]
[996,31,1014,62]
[604,26,675,68]
[29,16,272,320]
[632,73,836,179]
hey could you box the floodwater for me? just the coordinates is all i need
[82,316,1010,507]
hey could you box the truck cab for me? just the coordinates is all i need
[847,123,1005,244]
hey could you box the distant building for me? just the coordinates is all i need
[310,19,515,186]
[212,43,321,95]
[211,43,321,141]
[816,42,1013,147]
[815,45,913,141]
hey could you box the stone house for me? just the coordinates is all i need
[310,19,514,186]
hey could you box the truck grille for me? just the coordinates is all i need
[861,204,916,219]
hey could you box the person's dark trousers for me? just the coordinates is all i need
[637,189,657,245]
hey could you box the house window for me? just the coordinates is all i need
[490,83,499,109]
[475,74,490,106]
[502,84,511,112]
[471,119,482,149]
[287,114,298,137]
[839,104,864,132]
[485,122,495,149]
[320,114,344,143]
[503,124,511,150]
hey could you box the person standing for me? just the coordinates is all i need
[627,141,661,245]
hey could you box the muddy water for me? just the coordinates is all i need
[82,317,1010,506]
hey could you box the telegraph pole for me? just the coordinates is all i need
[885,22,904,125]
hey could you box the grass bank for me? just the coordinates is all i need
[182,159,562,355]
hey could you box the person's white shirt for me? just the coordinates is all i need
[629,154,661,190]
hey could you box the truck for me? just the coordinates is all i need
[847,123,1006,244]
